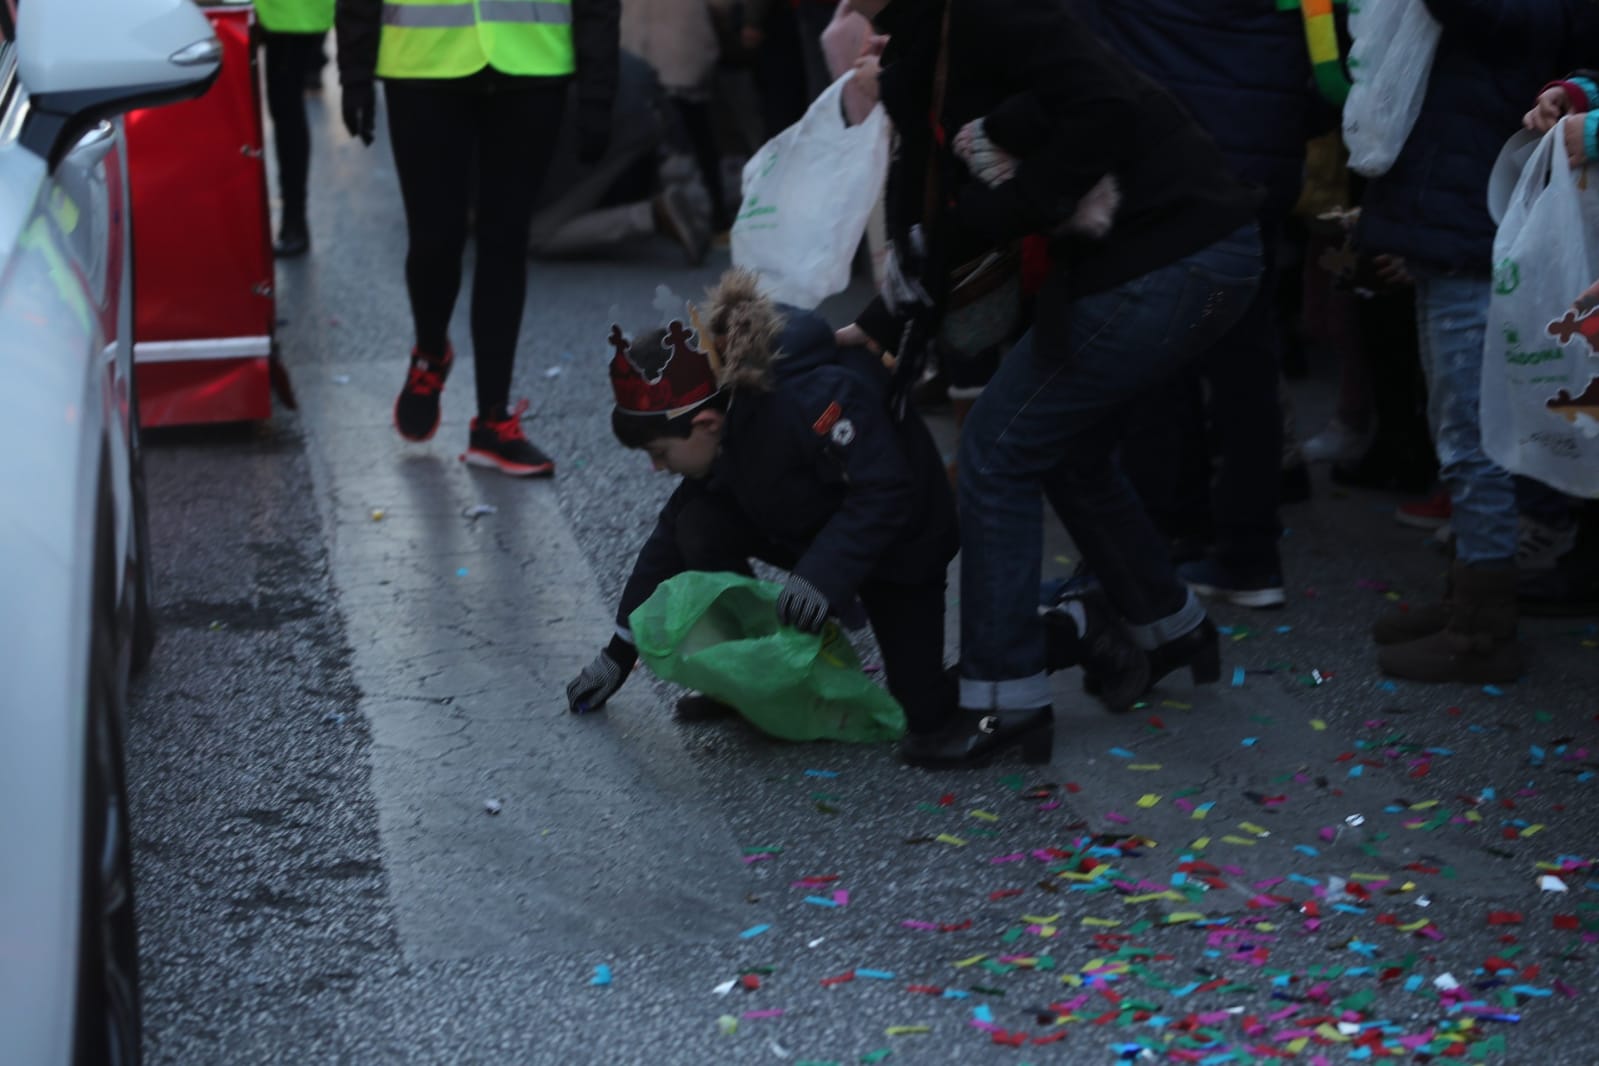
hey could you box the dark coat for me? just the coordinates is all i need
[1073,0,1319,221]
[856,0,1257,350]
[616,310,958,629]
[335,0,620,115]
[1356,0,1582,274]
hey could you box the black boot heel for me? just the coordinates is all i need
[1019,722,1054,765]
[1146,619,1221,689]
[1190,639,1222,685]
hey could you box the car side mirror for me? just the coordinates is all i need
[17,0,222,171]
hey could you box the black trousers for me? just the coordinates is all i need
[261,30,324,219]
[384,74,566,419]
[673,494,955,736]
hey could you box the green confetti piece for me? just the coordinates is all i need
[1338,988,1377,1013]
[743,846,783,855]
[998,773,1026,791]
[971,985,1007,996]
[861,1051,893,1064]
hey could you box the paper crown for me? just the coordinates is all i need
[608,313,723,417]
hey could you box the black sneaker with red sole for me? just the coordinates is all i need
[461,400,555,477]
[394,345,453,442]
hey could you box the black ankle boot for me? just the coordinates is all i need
[1146,619,1222,690]
[274,214,310,258]
[1049,590,1150,713]
[898,707,1053,770]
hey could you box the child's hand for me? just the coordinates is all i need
[1565,115,1589,170]
[1526,86,1571,132]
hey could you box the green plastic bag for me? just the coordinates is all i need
[629,571,907,743]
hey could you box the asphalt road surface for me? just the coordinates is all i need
[127,90,1599,1064]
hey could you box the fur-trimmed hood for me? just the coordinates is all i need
[702,270,784,393]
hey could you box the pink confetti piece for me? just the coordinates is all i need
[990,853,1026,864]
[741,1010,785,1020]
[901,921,938,931]
[833,890,849,906]
[1104,811,1131,824]
[743,854,773,865]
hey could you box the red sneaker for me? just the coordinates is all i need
[393,345,453,442]
[1394,489,1451,530]
[461,400,555,477]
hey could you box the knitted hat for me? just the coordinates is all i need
[608,318,723,418]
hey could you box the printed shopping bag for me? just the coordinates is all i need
[732,72,890,309]
[1482,120,1599,498]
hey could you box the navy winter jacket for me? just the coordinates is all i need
[615,310,958,631]
[1073,0,1318,221]
[1357,0,1581,274]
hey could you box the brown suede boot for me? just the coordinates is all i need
[1373,556,1455,646]
[1377,563,1522,683]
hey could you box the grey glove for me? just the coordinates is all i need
[566,635,637,714]
[776,574,832,634]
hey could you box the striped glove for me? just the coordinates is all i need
[777,574,832,634]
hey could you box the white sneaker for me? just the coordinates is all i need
[1302,419,1373,464]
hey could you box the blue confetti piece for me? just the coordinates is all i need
[1379,681,1397,692]
[1231,667,1247,687]
[804,769,838,778]
[804,895,839,908]
[1171,872,1188,886]
[740,924,770,939]
[1346,966,1373,977]
[1170,982,1201,997]
[1405,975,1424,992]
[1241,736,1258,747]
[1511,985,1553,998]
[973,1005,995,1024]
[856,969,896,980]
[1295,845,1319,857]
[1271,974,1292,988]
[1348,764,1364,777]
[942,989,970,999]
[1109,747,1136,759]
[1579,771,1595,783]
[1288,874,1320,887]
[456,567,470,577]
[1483,684,1505,696]
[1275,625,1293,634]
[1349,1048,1373,1061]
[1333,903,1368,915]
[590,964,612,986]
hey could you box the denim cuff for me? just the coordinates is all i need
[1125,588,1206,650]
[959,673,1052,711]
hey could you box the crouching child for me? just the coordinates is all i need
[565,271,961,754]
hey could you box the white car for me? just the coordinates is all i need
[0,2,220,1063]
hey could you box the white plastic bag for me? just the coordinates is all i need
[732,72,890,309]
[1342,0,1441,178]
[1482,121,1599,498]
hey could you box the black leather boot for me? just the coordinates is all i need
[1050,589,1150,712]
[274,211,310,258]
[1146,618,1222,689]
[898,707,1054,770]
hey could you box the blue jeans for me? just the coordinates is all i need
[1411,271,1517,564]
[957,226,1263,711]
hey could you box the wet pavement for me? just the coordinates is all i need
[127,92,1599,1064]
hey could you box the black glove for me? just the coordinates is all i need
[566,635,637,714]
[576,100,613,165]
[341,80,376,146]
[776,574,831,634]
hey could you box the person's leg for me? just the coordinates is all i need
[672,96,731,232]
[858,577,955,738]
[959,225,1262,713]
[1116,372,1211,549]
[261,31,317,251]
[1197,225,1284,582]
[1378,272,1521,682]
[1411,273,1517,566]
[384,80,475,361]
[468,78,568,419]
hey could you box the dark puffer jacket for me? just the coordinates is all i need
[1073,0,1319,221]
[616,303,958,630]
[1357,0,1582,275]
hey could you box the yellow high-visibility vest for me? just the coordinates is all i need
[377,0,576,79]
[255,0,334,34]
